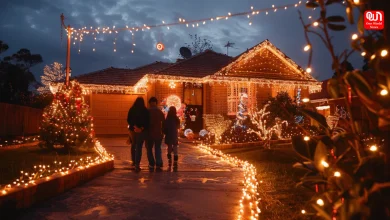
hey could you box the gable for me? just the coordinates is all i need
[215,40,317,82]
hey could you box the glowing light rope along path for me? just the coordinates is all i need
[198,144,260,220]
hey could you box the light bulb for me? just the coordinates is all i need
[334,171,341,177]
[351,34,358,40]
[380,89,388,96]
[321,160,329,168]
[313,22,319,26]
[371,54,376,60]
[304,45,311,51]
[301,210,306,214]
[381,49,388,57]
[303,136,310,141]
[361,52,366,56]
[306,67,312,73]
[317,199,324,206]
[302,98,310,103]
[370,145,378,151]
[353,0,359,4]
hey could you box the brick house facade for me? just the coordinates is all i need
[76,40,321,134]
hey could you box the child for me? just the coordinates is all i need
[163,106,180,170]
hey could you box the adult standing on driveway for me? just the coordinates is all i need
[127,97,149,172]
[146,97,165,171]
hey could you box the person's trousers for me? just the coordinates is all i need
[146,138,163,167]
[129,130,146,167]
[167,144,178,156]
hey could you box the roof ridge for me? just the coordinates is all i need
[131,61,171,71]
[154,50,232,75]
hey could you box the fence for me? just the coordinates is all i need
[0,103,43,137]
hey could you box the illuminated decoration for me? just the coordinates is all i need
[40,81,95,149]
[49,83,60,94]
[316,105,330,110]
[184,129,194,137]
[1,81,113,197]
[295,88,304,124]
[326,115,339,129]
[235,93,249,128]
[190,115,196,121]
[335,105,350,119]
[166,95,182,111]
[199,129,208,137]
[38,62,65,94]
[302,97,310,103]
[198,144,261,219]
[203,114,231,144]
[169,81,176,89]
[156,42,165,51]
[248,104,288,142]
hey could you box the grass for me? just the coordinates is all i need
[222,144,314,220]
[0,145,97,186]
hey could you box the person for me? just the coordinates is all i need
[127,97,149,172]
[163,106,180,170]
[146,97,165,171]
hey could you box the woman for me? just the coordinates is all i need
[163,106,180,170]
[127,97,149,172]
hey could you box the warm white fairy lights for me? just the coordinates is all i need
[369,145,378,152]
[316,198,324,206]
[380,49,388,57]
[198,144,261,220]
[380,89,388,96]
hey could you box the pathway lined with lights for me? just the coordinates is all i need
[19,137,255,220]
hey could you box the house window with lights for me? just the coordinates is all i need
[227,83,256,115]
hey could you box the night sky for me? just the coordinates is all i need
[0,0,362,82]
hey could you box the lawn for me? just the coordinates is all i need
[222,144,314,220]
[0,145,97,186]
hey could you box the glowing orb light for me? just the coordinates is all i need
[199,129,208,137]
[184,129,193,137]
[166,95,182,110]
[156,42,165,51]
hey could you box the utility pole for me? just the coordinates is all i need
[61,14,72,86]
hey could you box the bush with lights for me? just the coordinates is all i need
[39,80,95,150]
[292,1,390,219]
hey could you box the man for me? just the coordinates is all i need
[146,97,165,171]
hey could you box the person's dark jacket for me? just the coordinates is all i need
[127,107,150,132]
[163,116,180,145]
[148,106,165,139]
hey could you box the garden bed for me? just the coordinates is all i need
[0,159,113,216]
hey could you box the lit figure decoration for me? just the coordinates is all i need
[235,93,249,129]
[166,95,182,110]
[184,129,194,137]
[248,104,289,142]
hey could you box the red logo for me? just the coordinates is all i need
[364,11,384,30]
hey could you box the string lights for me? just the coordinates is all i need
[64,1,304,54]
[198,144,261,220]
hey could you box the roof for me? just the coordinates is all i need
[309,79,330,100]
[75,61,171,86]
[215,39,318,82]
[156,50,233,78]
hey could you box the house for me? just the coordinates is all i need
[76,40,322,135]
[309,79,369,131]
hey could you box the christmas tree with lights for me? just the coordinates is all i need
[39,80,95,150]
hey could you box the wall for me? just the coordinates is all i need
[0,103,42,137]
[206,83,228,115]
[148,81,184,104]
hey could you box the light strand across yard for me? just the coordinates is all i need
[198,144,260,220]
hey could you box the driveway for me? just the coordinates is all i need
[19,137,243,220]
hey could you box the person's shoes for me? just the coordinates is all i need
[135,166,141,172]
[167,154,172,167]
[148,165,155,172]
[155,166,163,172]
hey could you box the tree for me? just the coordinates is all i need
[292,1,390,219]
[182,34,213,57]
[39,80,95,150]
[4,48,43,70]
[38,62,65,94]
[0,40,9,54]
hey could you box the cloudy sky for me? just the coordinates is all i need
[0,0,362,82]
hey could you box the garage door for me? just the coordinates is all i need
[91,94,146,135]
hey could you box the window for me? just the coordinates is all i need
[227,83,256,115]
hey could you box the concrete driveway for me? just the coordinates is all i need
[19,137,243,220]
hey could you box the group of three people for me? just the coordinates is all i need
[127,96,180,172]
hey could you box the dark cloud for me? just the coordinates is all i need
[0,0,363,82]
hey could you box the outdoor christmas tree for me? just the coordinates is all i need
[38,62,65,94]
[39,80,95,150]
[234,93,249,129]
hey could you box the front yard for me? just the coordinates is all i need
[0,145,97,186]
[222,144,313,220]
